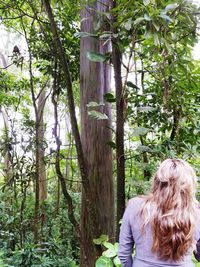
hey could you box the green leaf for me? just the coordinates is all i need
[96,256,113,267]
[102,249,117,258]
[114,243,119,252]
[133,17,145,25]
[132,127,150,137]
[87,52,107,62]
[164,3,178,13]
[164,40,173,53]
[144,13,152,21]
[126,81,140,90]
[153,33,160,46]
[137,106,156,112]
[75,32,97,38]
[93,235,109,245]
[106,141,116,149]
[86,101,104,108]
[88,110,109,120]
[159,14,173,23]
[104,93,116,103]
[137,145,154,153]
[124,18,132,31]
[113,256,122,267]
[93,19,101,31]
[152,21,160,31]
[143,0,150,6]
[103,242,114,250]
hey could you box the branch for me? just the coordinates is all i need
[51,57,82,246]
[0,62,15,69]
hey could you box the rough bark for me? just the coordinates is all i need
[80,1,115,266]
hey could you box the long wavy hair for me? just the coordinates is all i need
[141,158,198,261]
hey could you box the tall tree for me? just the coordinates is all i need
[43,1,114,266]
[80,1,115,265]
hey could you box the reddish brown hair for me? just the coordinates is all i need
[141,159,198,261]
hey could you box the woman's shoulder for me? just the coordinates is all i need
[127,195,147,210]
[125,196,147,221]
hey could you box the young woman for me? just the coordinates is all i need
[118,158,200,267]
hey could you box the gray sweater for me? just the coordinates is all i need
[118,197,200,267]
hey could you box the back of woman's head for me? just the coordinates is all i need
[142,158,198,261]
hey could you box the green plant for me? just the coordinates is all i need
[94,235,122,267]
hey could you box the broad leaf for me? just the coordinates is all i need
[126,81,140,90]
[93,235,109,245]
[137,106,156,112]
[106,141,116,149]
[96,256,113,267]
[104,93,116,103]
[137,145,154,153]
[164,3,178,13]
[153,33,160,46]
[86,102,104,108]
[104,242,114,250]
[103,249,117,258]
[152,21,160,31]
[124,18,132,31]
[75,32,97,38]
[159,14,173,23]
[133,17,145,25]
[132,127,150,137]
[88,110,108,120]
[87,52,107,62]
[143,0,150,6]
[144,13,152,21]
[113,256,122,267]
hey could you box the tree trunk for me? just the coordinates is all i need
[37,88,47,233]
[43,1,99,238]
[1,108,13,183]
[80,1,114,266]
[43,1,114,265]
[0,53,13,184]
[111,0,126,240]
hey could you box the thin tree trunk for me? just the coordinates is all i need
[38,88,47,234]
[1,108,13,183]
[111,0,126,240]
[51,73,84,252]
[0,54,13,184]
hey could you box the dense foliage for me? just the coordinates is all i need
[0,0,199,266]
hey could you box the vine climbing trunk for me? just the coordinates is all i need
[111,0,126,240]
